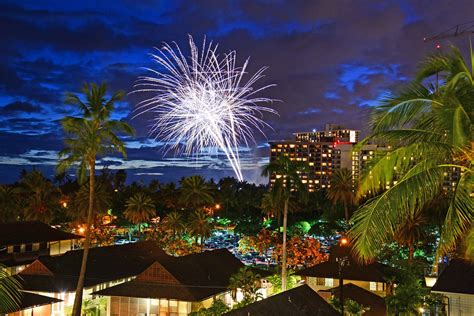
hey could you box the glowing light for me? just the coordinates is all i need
[133,36,276,181]
[78,227,85,234]
[340,237,349,246]
[62,202,68,208]
[215,204,221,210]
[436,44,441,49]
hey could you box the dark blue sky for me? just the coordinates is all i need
[1,0,472,184]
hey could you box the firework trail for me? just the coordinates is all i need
[133,36,276,181]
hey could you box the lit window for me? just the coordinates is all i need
[325,278,334,287]
[370,282,377,291]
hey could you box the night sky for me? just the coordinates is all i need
[1,0,473,184]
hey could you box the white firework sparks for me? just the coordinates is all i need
[133,36,277,181]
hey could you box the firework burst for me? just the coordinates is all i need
[133,36,276,181]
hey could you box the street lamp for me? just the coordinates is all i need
[337,237,350,315]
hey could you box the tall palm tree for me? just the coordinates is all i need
[260,182,284,226]
[179,175,215,209]
[162,211,186,237]
[0,264,22,314]
[326,168,355,222]
[124,192,156,236]
[188,209,214,250]
[57,82,134,316]
[350,45,473,263]
[19,170,61,223]
[261,155,308,291]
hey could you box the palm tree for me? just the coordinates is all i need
[0,185,21,222]
[124,192,156,236]
[229,267,262,303]
[162,211,186,237]
[394,211,427,262]
[19,170,61,223]
[261,155,308,291]
[0,264,22,313]
[260,182,284,226]
[71,182,111,222]
[179,175,215,209]
[350,45,473,263]
[326,168,355,222]
[188,209,214,250]
[159,182,179,209]
[56,82,134,316]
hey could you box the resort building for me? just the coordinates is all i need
[431,259,474,316]
[269,124,385,191]
[11,241,270,316]
[295,246,393,297]
[224,284,339,316]
[0,221,82,274]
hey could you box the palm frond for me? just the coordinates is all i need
[351,163,445,262]
[438,169,473,256]
[0,266,22,313]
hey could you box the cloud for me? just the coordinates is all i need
[0,101,44,115]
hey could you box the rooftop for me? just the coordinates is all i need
[20,241,167,292]
[431,259,474,295]
[224,285,339,316]
[319,283,387,316]
[0,291,62,313]
[93,248,256,301]
[0,221,82,246]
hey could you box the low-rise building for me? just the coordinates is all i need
[11,241,269,316]
[93,248,269,315]
[431,259,474,316]
[295,246,393,297]
[0,221,82,274]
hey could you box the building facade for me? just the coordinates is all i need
[269,124,382,191]
[0,221,82,274]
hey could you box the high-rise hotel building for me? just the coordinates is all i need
[269,124,379,191]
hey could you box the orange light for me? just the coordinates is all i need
[78,227,85,234]
[215,204,221,210]
[62,202,68,208]
[340,237,349,246]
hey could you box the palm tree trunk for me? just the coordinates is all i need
[281,198,289,291]
[408,244,414,262]
[72,159,95,316]
[344,202,349,223]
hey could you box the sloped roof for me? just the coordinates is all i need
[20,241,167,292]
[0,221,82,245]
[224,285,339,316]
[93,281,225,301]
[319,283,387,316]
[0,291,62,313]
[93,248,248,301]
[296,245,391,282]
[432,259,474,295]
